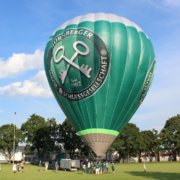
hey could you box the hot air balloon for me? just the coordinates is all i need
[44,13,155,157]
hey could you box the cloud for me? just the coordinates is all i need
[0,50,44,78]
[164,0,180,7]
[142,0,162,9]
[0,70,53,98]
[140,0,180,9]
[0,110,4,113]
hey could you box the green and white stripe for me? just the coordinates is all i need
[44,13,155,156]
[51,13,148,38]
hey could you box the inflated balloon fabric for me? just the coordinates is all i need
[44,13,156,156]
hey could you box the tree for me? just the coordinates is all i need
[160,114,180,160]
[80,143,91,157]
[141,129,163,162]
[109,123,141,163]
[0,124,24,163]
[58,119,84,158]
[21,114,60,161]
[43,117,61,152]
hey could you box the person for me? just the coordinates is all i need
[44,162,46,171]
[99,162,102,174]
[39,161,42,171]
[144,163,146,172]
[45,162,49,171]
[106,161,109,173]
[17,163,20,172]
[81,161,84,169]
[20,161,24,173]
[93,162,96,174]
[99,162,101,174]
[102,162,106,174]
[87,161,90,174]
[55,162,59,172]
[90,162,94,174]
[82,163,86,175]
[112,163,115,174]
[95,161,100,175]
[12,163,17,173]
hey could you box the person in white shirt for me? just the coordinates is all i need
[144,163,146,172]
[45,162,49,171]
[12,163,17,173]
[87,161,90,174]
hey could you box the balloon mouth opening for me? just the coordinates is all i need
[79,131,118,157]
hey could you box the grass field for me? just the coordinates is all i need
[0,162,180,180]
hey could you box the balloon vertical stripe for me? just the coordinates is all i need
[44,13,155,156]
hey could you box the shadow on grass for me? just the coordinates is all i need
[125,171,180,180]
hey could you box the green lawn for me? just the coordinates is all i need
[0,162,180,180]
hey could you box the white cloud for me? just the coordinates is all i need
[164,0,180,7]
[0,70,53,98]
[140,0,180,9]
[0,50,44,78]
[0,110,4,113]
[143,0,162,9]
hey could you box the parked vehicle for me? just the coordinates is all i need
[60,159,80,171]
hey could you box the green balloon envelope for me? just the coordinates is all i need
[44,13,156,156]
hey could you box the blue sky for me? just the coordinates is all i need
[0,0,180,132]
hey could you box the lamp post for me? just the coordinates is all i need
[13,112,16,165]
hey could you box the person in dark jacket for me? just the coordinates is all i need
[112,163,115,174]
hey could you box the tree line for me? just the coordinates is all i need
[0,114,88,163]
[108,114,180,163]
[0,114,179,163]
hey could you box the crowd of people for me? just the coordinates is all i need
[12,161,24,173]
[11,160,146,174]
[39,160,115,175]
[38,161,59,172]
[82,161,115,175]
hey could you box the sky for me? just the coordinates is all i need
[0,0,180,132]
